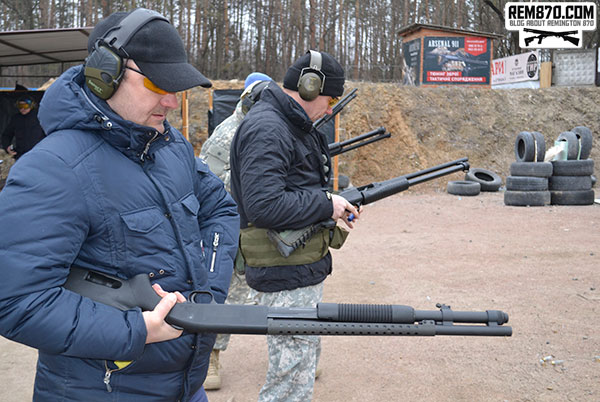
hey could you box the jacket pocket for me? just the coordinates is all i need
[119,207,177,277]
[176,193,203,244]
[121,207,163,233]
[181,193,200,216]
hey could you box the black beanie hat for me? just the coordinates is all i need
[283,51,345,97]
[88,8,211,92]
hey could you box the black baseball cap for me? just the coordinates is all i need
[283,51,345,97]
[88,9,212,92]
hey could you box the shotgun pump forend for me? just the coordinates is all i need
[64,266,512,337]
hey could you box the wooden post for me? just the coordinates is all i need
[333,113,340,192]
[540,62,552,88]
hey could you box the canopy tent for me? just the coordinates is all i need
[0,27,194,140]
[0,27,92,72]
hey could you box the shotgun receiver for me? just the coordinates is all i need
[64,266,511,336]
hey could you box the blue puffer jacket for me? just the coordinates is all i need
[0,65,239,401]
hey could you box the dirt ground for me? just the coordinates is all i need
[1,192,599,401]
[1,84,599,401]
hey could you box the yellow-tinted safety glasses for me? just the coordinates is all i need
[17,101,32,110]
[125,66,175,95]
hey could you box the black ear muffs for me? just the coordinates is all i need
[84,8,168,100]
[297,50,325,101]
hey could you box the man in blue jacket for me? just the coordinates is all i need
[230,51,360,401]
[0,8,239,402]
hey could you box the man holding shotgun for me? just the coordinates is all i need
[230,50,360,402]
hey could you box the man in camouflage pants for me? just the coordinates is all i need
[199,72,272,390]
[229,51,360,402]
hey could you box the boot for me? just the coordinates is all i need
[203,349,221,390]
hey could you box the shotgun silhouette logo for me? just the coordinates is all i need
[505,2,596,49]
[523,28,580,47]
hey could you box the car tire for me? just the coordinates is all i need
[506,176,548,191]
[571,126,593,160]
[556,131,580,160]
[531,131,546,162]
[509,162,553,177]
[447,180,481,196]
[504,190,550,207]
[464,168,502,192]
[551,159,594,176]
[550,190,595,205]
[549,175,592,191]
[514,131,535,162]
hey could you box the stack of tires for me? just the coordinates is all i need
[549,127,595,205]
[504,131,552,206]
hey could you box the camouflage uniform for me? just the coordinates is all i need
[258,282,323,402]
[199,100,245,193]
[200,99,260,351]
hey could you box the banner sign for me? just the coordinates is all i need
[402,39,421,85]
[422,36,491,85]
[505,2,596,49]
[491,51,539,85]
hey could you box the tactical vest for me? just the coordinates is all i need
[239,224,348,267]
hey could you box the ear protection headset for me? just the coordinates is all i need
[297,50,325,101]
[84,8,168,100]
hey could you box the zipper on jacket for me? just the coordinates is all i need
[103,361,116,392]
[103,360,132,392]
[140,131,160,162]
[209,232,220,272]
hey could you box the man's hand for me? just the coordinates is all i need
[331,194,360,229]
[7,145,16,156]
[143,283,186,344]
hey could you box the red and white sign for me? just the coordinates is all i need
[491,51,539,85]
[427,71,487,83]
[464,37,488,56]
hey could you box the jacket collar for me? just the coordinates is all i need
[261,84,315,133]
